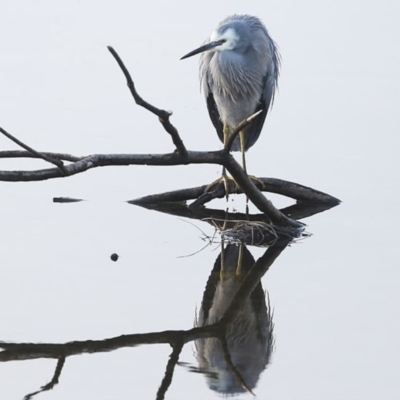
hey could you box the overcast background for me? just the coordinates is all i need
[0,0,399,399]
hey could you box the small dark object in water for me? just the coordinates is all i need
[53,197,83,203]
[110,253,119,262]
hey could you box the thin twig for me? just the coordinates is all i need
[224,110,263,153]
[0,150,82,162]
[0,127,67,174]
[107,46,188,159]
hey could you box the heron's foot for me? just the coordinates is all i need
[204,175,238,200]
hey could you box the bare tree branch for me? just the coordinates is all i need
[0,148,305,227]
[0,150,221,180]
[0,47,339,230]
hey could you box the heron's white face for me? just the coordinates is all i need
[210,28,239,51]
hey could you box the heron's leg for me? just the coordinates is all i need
[239,129,265,213]
[235,243,244,280]
[239,130,247,174]
[205,125,233,199]
[221,125,232,199]
[239,130,250,213]
[223,124,230,146]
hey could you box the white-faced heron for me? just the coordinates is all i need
[181,14,280,183]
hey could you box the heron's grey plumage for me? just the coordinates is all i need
[183,14,280,151]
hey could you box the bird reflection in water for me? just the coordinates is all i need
[194,244,274,394]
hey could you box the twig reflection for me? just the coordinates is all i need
[23,356,66,400]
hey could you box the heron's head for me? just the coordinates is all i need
[181,15,270,61]
[181,25,245,60]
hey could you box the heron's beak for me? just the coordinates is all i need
[180,40,225,60]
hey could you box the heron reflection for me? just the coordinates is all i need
[195,243,274,394]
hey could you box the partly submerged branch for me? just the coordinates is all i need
[130,177,340,207]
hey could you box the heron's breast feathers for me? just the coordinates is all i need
[208,55,263,104]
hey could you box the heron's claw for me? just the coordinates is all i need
[204,174,264,201]
[204,176,232,199]
[204,175,239,200]
[247,175,265,189]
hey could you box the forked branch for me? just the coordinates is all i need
[107,46,188,160]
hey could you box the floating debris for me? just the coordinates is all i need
[53,197,83,203]
[220,220,306,247]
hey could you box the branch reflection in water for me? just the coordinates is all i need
[1,190,339,399]
[0,238,290,400]
[135,187,339,397]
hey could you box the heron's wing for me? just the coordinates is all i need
[244,72,277,150]
[206,88,225,144]
[199,51,225,144]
